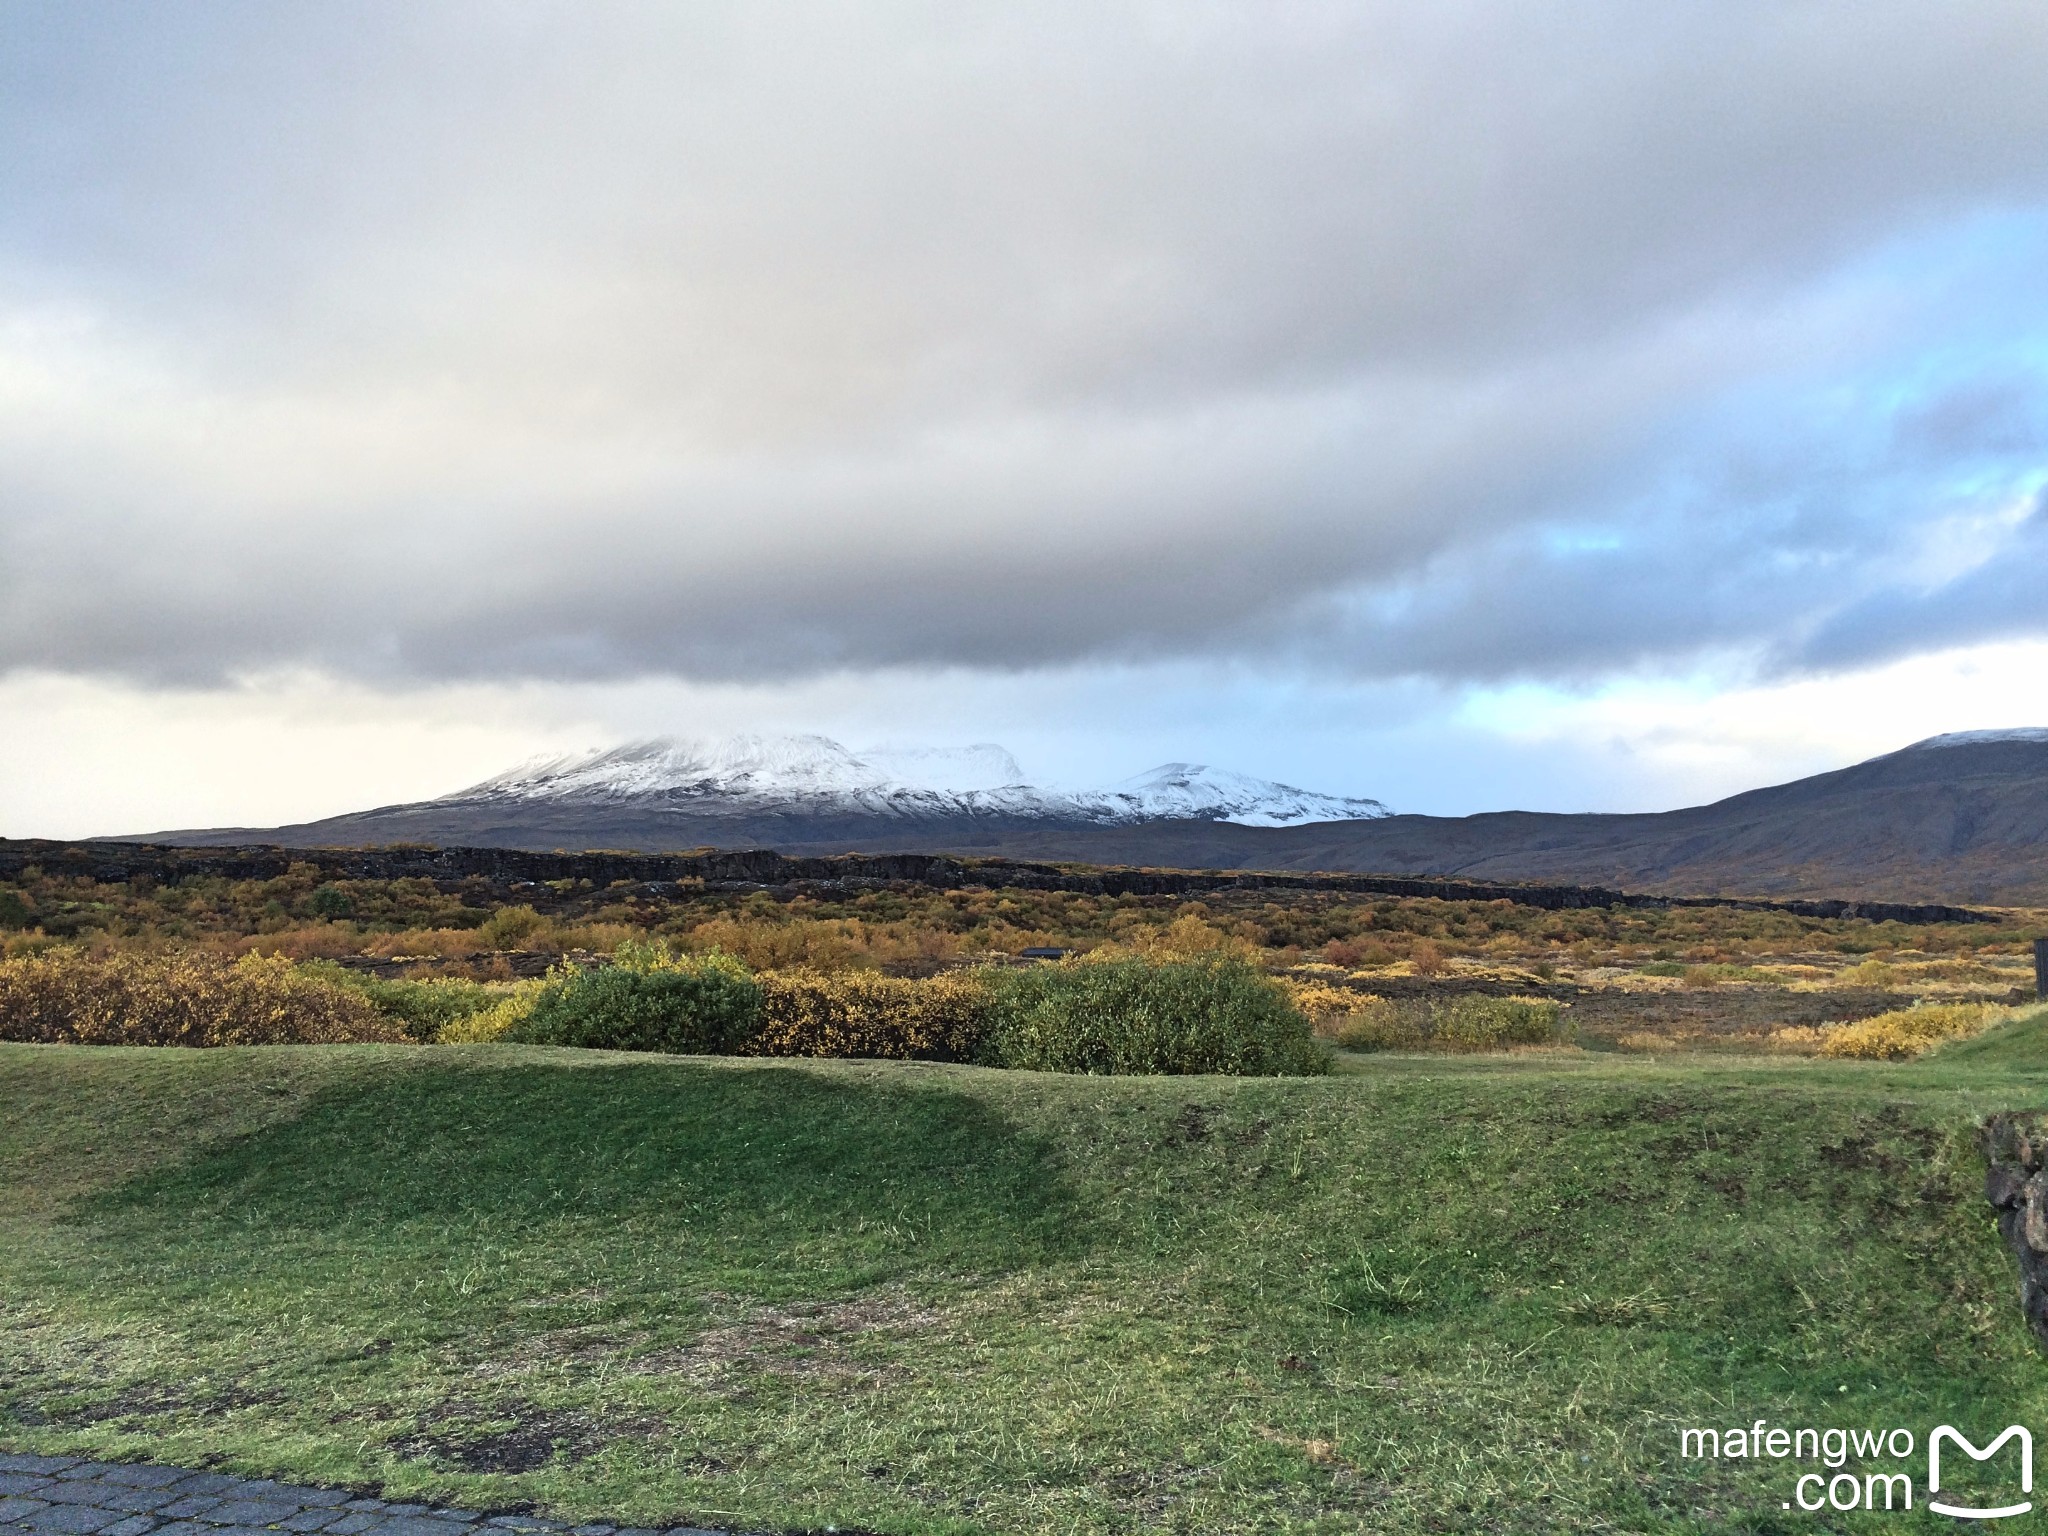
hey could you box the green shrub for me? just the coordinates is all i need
[307,885,355,919]
[0,888,34,930]
[300,963,505,1043]
[1431,994,1568,1049]
[0,951,403,1046]
[506,945,761,1055]
[753,967,991,1060]
[983,957,1326,1076]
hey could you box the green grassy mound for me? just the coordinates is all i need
[1930,1002,2048,1066]
[2,1043,2046,1534]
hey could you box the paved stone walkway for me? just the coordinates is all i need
[0,1456,729,1536]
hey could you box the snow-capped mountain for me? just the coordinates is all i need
[454,734,1388,828]
[122,724,2048,902]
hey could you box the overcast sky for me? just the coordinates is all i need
[6,0,2048,836]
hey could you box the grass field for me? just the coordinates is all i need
[5,1034,2048,1533]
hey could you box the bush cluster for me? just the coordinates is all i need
[983,958,1326,1076]
[1817,1000,2009,1060]
[752,967,988,1061]
[0,951,402,1046]
[475,947,1325,1075]
[505,946,761,1055]
[2,942,1341,1076]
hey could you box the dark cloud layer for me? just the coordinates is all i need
[4,0,2048,688]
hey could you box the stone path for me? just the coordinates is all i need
[0,1456,730,1536]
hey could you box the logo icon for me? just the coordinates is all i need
[1928,1424,2032,1520]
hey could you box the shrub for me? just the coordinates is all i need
[752,967,992,1060]
[678,914,957,972]
[983,957,1326,1076]
[0,951,403,1046]
[301,963,505,1043]
[307,884,355,919]
[437,979,548,1042]
[0,888,34,930]
[476,904,550,950]
[1836,958,1904,990]
[1818,1001,2008,1060]
[1118,912,1255,961]
[506,946,761,1054]
[1431,994,1568,1050]
[1331,993,1568,1052]
[1285,978,1386,1043]
[1288,979,1355,1018]
[1326,998,1414,1050]
[1322,937,1368,968]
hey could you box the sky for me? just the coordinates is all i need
[6,0,2048,837]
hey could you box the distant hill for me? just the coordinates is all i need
[125,729,2048,905]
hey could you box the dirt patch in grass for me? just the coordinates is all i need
[1099,1461,1217,1518]
[472,1290,952,1393]
[0,1307,288,1431]
[468,1326,650,1380]
[627,1291,948,1390]
[3,1379,286,1430]
[391,1399,664,1474]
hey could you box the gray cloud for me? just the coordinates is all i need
[4,0,2048,688]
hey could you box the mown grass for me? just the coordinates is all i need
[4,1040,2048,1533]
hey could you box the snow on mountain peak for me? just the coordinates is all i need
[1906,727,2048,751]
[1100,762,1389,828]
[858,743,1026,793]
[454,734,1387,826]
[468,734,886,799]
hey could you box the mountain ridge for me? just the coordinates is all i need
[119,729,2048,904]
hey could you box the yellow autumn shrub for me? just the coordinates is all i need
[0,950,403,1046]
[1835,958,1905,990]
[1817,1001,2009,1060]
[751,966,992,1061]
[436,978,549,1042]
[1284,979,1362,1030]
[1282,979,1402,1045]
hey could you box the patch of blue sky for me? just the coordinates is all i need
[1414,217,2048,630]
[1584,216,2046,569]
[1539,529,1624,555]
